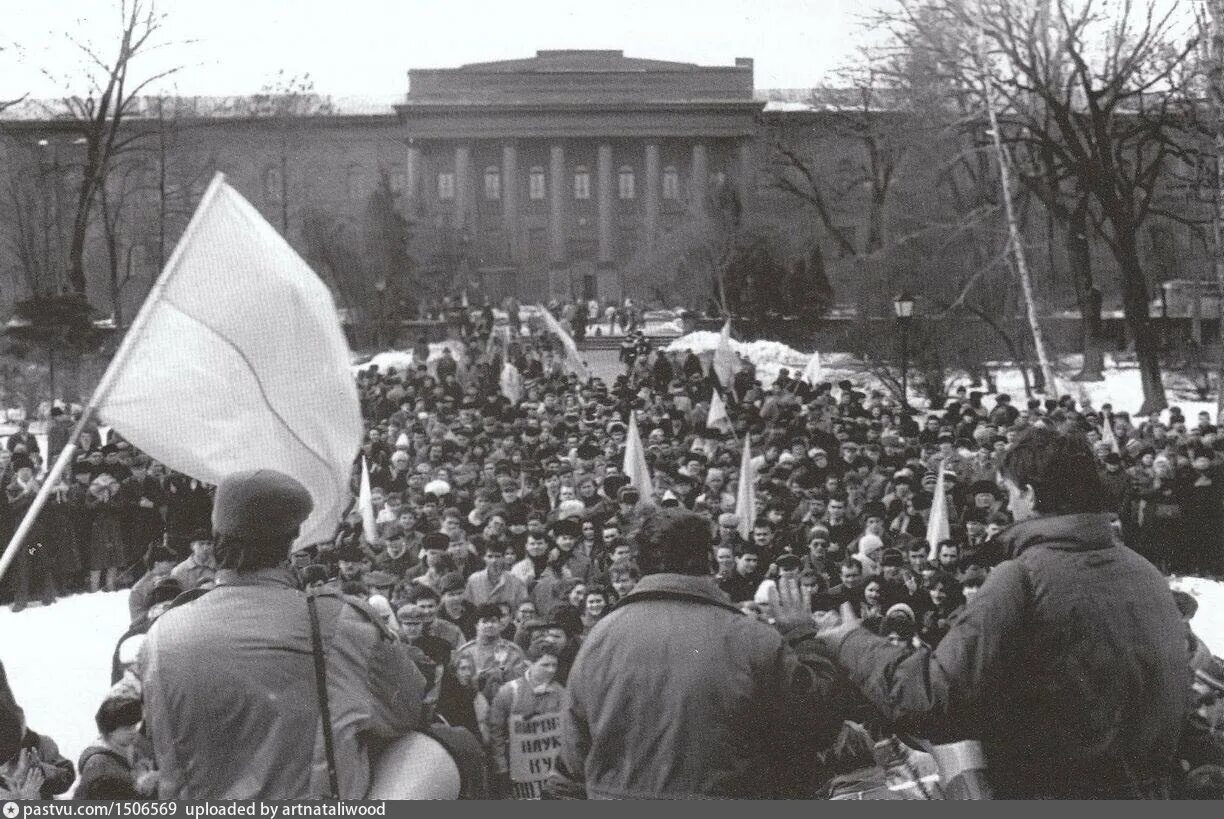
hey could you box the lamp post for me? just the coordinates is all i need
[894,292,915,409]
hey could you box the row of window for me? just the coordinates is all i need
[438,166,726,202]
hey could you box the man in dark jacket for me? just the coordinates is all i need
[562,508,853,799]
[143,469,427,799]
[809,426,1192,799]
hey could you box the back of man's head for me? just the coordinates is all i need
[999,426,1105,516]
[636,508,712,576]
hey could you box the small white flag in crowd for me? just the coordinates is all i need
[706,391,732,433]
[623,412,654,499]
[735,436,756,540]
[1100,416,1120,454]
[801,351,823,385]
[713,320,738,389]
[536,305,591,382]
[359,457,378,545]
[94,173,363,549]
[926,466,951,561]
[500,361,523,405]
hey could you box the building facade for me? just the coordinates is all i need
[397,50,762,303]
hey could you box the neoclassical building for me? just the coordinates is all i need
[396,50,763,301]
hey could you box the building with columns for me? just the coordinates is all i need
[397,50,762,303]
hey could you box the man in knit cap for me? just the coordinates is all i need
[142,469,426,799]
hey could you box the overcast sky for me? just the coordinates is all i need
[1,0,891,100]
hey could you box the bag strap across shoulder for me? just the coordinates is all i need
[307,591,340,799]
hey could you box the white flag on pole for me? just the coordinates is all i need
[800,351,823,385]
[713,320,737,389]
[359,457,379,545]
[1100,416,1120,454]
[623,413,654,498]
[926,466,951,562]
[94,174,363,549]
[735,436,756,540]
[537,305,591,381]
[706,391,732,433]
[500,361,523,405]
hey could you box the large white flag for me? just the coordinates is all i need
[623,412,654,499]
[713,320,737,390]
[735,436,756,540]
[926,466,951,562]
[536,305,591,381]
[95,173,363,548]
[359,457,379,545]
[706,391,732,433]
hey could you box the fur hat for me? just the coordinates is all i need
[212,469,313,540]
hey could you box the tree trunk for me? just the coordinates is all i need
[1068,199,1105,380]
[1117,235,1168,415]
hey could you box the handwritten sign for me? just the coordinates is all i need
[508,711,564,800]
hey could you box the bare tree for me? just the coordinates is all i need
[894,0,1198,414]
[40,0,181,296]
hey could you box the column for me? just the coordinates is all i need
[453,143,470,229]
[548,144,566,266]
[597,143,614,266]
[502,142,519,263]
[689,142,708,215]
[405,142,421,211]
[644,142,659,252]
[736,140,755,204]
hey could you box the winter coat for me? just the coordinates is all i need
[811,512,1191,799]
[73,744,145,800]
[142,567,426,799]
[563,573,853,799]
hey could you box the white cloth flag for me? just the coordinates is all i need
[359,457,378,545]
[95,173,363,549]
[623,413,654,498]
[735,436,756,540]
[706,391,732,433]
[500,361,523,405]
[536,305,591,381]
[926,466,951,562]
[713,320,737,389]
[1100,416,1120,454]
[801,351,823,385]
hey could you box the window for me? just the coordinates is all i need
[484,166,501,200]
[529,166,546,200]
[618,166,635,200]
[263,166,283,201]
[573,165,591,200]
[437,172,455,201]
[662,166,680,200]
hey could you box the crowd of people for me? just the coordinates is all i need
[2,305,1224,800]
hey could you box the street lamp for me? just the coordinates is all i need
[893,292,915,409]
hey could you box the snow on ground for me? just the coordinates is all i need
[3,576,1222,774]
[1,591,130,771]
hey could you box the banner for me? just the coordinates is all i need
[536,305,591,381]
[735,436,756,540]
[508,709,564,800]
[926,466,951,562]
[359,457,378,545]
[623,413,654,499]
[713,320,737,389]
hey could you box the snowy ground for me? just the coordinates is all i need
[1,578,1221,777]
[665,332,1219,422]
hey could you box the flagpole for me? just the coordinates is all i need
[0,172,229,586]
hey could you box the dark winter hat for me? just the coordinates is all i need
[144,542,178,568]
[212,469,313,540]
[1172,589,1199,620]
[335,542,368,563]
